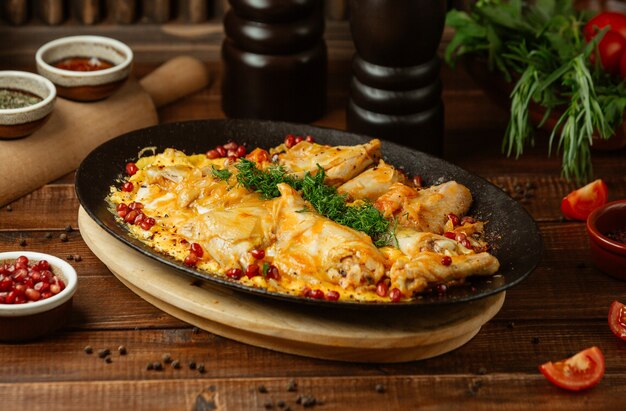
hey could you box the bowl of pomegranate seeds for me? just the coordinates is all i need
[0,251,77,342]
[587,199,626,281]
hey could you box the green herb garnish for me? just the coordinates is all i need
[211,165,232,181]
[445,0,626,182]
[235,159,393,246]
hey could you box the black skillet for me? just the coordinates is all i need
[75,119,542,309]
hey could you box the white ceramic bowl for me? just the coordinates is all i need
[0,71,56,139]
[0,251,77,341]
[36,35,133,101]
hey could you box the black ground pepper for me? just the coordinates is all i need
[97,348,110,358]
[188,361,197,370]
[286,379,297,392]
[59,233,68,242]
[374,383,385,393]
[83,346,93,354]
[118,346,127,355]
[258,384,268,393]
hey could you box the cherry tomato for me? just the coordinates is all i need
[609,300,626,341]
[591,31,626,75]
[560,179,608,221]
[539,347,605,391]
[584,12,626,42]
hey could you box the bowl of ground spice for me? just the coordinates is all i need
[0,71,56,139]
[0,251,77,342]
[36,35,133,101]
[587,199,626,280]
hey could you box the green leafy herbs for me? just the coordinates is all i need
[445,0,624,182]
[235,159,394,246]
[211,165,232,181]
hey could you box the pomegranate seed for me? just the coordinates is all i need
[25,288,41,301]
[227,149,237,157]
[41,291,52,299]
[16,256,29,266]
[216,146,227,157]
[266,265,280,280]
[227,155,238,163]
[294,136,304,144]
[133,212,145,224]
[441,256,452,266]
[250,249,265,259]
[443,232,456,240]
[236,145,246,157]
[14,284,26,296]
[206,149,220,159]
[376,280,389,297]
[128,201,143,210]
[56,278,65,291]
[140,218,155,231]
[122,182,134,192]
[223,141,238,150]
[306,289,324,299]
[30,271,41,282]
[461,239,473,249]
[6,290,17,304]
[305,135,314,142]
[24,278,34,288]
[0,277,13,291]
[125,162,138,176]
[14,295,26,304]
[389,288,403,303]
[116,203,128,212]
[124,210,138,223]
[284,135,296,148]
[461,216,475,225]
[184,253,198,267]
[190,243,204,258]
[34,260,50,271]
[34,281,50,292]
[226,268,243,280]
[455,232,467,242]
[436,284,448,294]
[40,270,53,282]
[12,268,27,283]
[325,290,340,301]
[447,213,460,226]
[245,264,260,279]
[117,208,128,218]
[50,284,61,294]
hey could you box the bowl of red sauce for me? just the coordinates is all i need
[0,251,77,342]
[0,71,56,139]
[36,35,133,102]
[587,199,626,280]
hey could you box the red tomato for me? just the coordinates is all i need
[584,12,626,42]
[609,300,626,341]
[560,179,608,221]
[539,347,605,391]
[591,30,626,74]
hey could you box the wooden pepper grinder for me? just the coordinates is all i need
[347,0,446,156]
[221,0,327,122]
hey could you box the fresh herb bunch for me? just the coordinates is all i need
[235,159,394,246]
[446,0,626,182]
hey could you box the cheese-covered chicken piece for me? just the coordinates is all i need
[278,139,381,186]
[374,181,472,233]
[382,228,500,295]
[272,183,386,290]
[337,160,407,201]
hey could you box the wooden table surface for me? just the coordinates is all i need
[1,60,626,411]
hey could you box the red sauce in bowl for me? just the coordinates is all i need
[52,56,115,72]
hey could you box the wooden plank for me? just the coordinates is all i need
[39,0,66,25]
[111,0,137,24]
[2,0,29,25]
[72,0,102,25]
[1,319,625,384]
[2,373,626,410]
[181,0,209,23]
[142,0,171,24]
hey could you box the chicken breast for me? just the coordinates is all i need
[337,160,407,201]
[272,183,386,290]
[374,181,472,233]
[278,139,381,186]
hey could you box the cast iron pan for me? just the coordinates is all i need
[75,119,542,309]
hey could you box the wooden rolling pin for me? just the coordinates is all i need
[0,56,210,207]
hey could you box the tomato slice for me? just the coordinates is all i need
[539,347,605,391]
[560,179,608,221]
[609,301,626,341]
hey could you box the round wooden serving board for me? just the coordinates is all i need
[78,207,505,363]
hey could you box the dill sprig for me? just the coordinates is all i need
[235,159,393,246]
[445,0,625,183]
[211,165,232,181]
